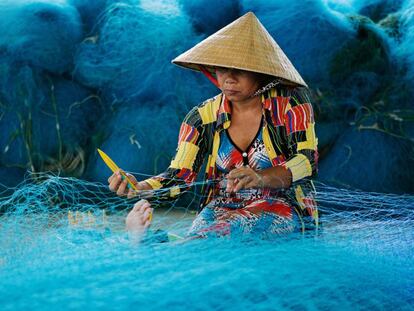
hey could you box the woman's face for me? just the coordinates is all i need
[215,67,261,103]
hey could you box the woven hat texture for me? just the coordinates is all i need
[172,12,307,87]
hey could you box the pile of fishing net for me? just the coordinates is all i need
[0,1,413,307]
[0,0,413,194]
[0,0,216,188]
[0,173,413,309]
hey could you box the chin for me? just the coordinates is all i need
[224,93,244,100]
[231,96,252,104]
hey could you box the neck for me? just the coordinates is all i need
[231,96,262,113]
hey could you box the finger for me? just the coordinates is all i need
[228,171,247,180]
[228,166,251,178]
[132,199,147,212]
[234,176,250,192]
[142,208,151,220]
[113,171,122,181]
[227,178,240,193]
[127,189,134,199]
[108,173,116,184]
[226,177,235,192]
[138,203,151,215]
[227,168,239,179]
[146,210,154,223]
[109,173,122,192]
[233,178,240,191]
[125,173,138,185]
[242,175,254,187]
[116,179,128,196]
[139,201,151,213]
[227,169,242,179]
[244,179,257,189]
[119,170,136,187]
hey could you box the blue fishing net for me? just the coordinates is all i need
[84,103,186,184]
[73,1,204,104]
[69,0,108,34]
[241,0,356,86]
[0,63,103,181]
[0,173,413,310]
[179,0,241,35]
[397,0,414,85]
[0,1,414,309]
[1,0,413,192]
[319,127,414,193]
[0,0,83,74]
[326,0,403,17]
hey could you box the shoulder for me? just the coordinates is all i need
[267,86,312,113]
[184,93,223,126]
[267,85,311,106]
[288,86,312,107]
[284,86,315,123]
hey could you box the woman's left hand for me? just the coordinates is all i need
[226,166,264,193]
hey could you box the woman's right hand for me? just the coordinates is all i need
[108,170,152,199]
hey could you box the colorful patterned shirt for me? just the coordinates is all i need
[144,86,319,229]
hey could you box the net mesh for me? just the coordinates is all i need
[1,0,414,309]
[0,173,413,309]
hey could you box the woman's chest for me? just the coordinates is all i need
[227,114,263,151]
[216,126,271,173]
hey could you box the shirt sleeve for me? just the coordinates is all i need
[142,106,207,200]
[283,87,319,183]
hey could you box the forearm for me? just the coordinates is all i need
[137,181,154,191]
[141,168,195,200]
[257,166,293,189]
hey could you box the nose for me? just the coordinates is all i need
[222,70,238,84]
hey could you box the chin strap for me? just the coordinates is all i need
[199,66,220,88]
[250,79,282,97]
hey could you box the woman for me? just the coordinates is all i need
[108,12,318,241]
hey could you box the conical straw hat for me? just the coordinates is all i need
[172,12,307,87]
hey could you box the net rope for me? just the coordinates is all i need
[0,173,413,309]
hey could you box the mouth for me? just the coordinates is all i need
[224,90,240,95]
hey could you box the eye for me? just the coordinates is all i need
[215,67,229,74]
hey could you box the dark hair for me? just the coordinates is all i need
[256,73,297,91]
[257,73,276,88]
